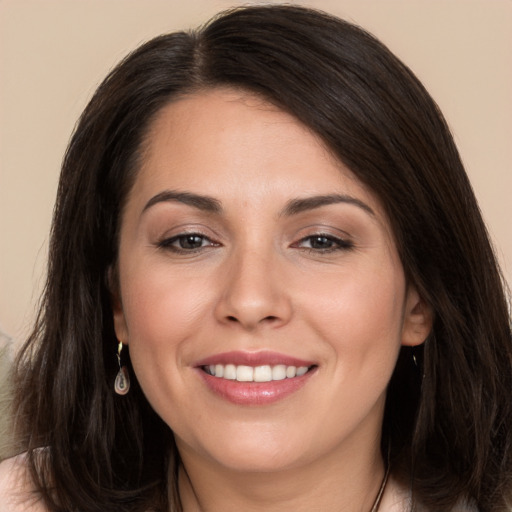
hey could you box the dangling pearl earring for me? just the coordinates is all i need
[114,340,130,395]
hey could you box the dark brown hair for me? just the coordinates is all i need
[13,5,512,512]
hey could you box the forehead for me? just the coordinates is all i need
[127,88,386,223]
[142,88,336,172]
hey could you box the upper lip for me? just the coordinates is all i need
[194,350,316,368]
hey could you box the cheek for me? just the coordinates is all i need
[300,261,405,375]
[306,264,405,425]
[119,263,212,381]
[117,262,222,433]
[122,259,209,331]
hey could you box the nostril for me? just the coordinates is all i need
[225,315,278,324]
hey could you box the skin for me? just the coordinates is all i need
[112,88,432,512]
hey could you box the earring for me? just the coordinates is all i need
[114,340,130,395]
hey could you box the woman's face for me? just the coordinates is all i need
[113,88,429,474]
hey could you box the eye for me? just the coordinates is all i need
[294,234,353,253]
[158,233,218,253]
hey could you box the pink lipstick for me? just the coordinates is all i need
[194,351,317,405]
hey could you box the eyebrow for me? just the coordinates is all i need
[142,190,374,217]
[280,194,375,217]
[143,190,223,214]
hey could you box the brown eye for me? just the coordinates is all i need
[176,234,206,249]
[294,234,354,253]
[308,236,336,249]
[158,233,218,253]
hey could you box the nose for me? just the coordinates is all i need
[214,247,292,331]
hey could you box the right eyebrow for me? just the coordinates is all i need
[142,190,223,215]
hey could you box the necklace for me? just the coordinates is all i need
[369,463,390,512]
[178,461,391,512]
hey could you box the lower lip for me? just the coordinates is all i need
[197,368,315,405]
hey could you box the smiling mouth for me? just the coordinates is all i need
[202,364,315,382]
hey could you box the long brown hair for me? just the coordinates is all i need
[13,5,512,511]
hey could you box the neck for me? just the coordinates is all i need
[176,439,386,512]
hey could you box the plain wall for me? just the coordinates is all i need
[1,0,511,343]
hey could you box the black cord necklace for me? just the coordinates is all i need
[369,463,391,512]
[178,460,391,512]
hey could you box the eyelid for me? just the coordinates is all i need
[291,232,354,253]
[156,230,221,253]
[152,221,221,244]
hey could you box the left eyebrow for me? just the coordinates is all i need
[280,194,375,217]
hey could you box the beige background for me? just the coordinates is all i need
[1,0,511,344]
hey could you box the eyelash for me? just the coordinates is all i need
[157,232,353,255]
[293,234,354,253]
[157,233,219,254]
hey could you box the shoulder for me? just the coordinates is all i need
[0,454,47,512]
[380,476,411,511]
[380,477,479,512]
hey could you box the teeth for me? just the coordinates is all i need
[272,365,287,381]
[215,364,224,378]
[296,366,308,377]
[205,364,310,382]
[224,364,236,380]
[286,366,297,378]
[236,365,254,382]
[254,365,272,382]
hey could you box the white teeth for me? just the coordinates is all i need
[224,364,237,380]
[286,366,297,378]
[272,365,287,381]
[296,366,308,376]
[236,365,254,382]
[215,364,224,378]
[253,365,272,382]
[206,363,311,381]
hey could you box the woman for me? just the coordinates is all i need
[1,4,510,511]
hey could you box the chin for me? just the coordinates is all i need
[211,447,305,474]
[177,422,311,474]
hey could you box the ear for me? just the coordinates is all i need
[401,285,433,347]
[108,267,129,345]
